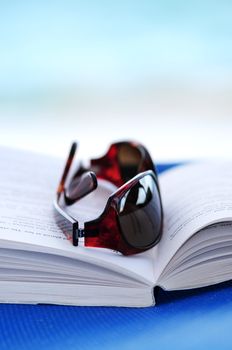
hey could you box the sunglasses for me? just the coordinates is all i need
[54,141,163,255]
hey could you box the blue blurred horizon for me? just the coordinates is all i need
[1,0,232,95]
[0,1,232,161]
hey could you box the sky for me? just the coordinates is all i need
[1,0,232,93]
[0,1,232,160]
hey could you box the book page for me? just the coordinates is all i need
[0,147,155,285]
[0,147,65,245]
[154,161,232,282]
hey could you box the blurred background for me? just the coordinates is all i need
[0,0,232,161]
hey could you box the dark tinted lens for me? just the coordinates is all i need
[65,172,97,204]
[118,144,142,182]
[118,175,162,249]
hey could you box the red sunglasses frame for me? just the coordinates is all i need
[54,142,163,255]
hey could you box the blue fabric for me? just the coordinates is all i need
[1,163,232,350]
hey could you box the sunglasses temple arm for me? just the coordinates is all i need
[55,142,80,246]
[54,197,79,246]
[56,142,77,199]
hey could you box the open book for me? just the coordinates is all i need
[0,146,232,307]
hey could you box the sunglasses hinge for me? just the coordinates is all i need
[73,226,85,246]
[78,228,85,238]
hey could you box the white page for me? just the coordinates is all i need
[154,161,232,282]
[0,147,155,285]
